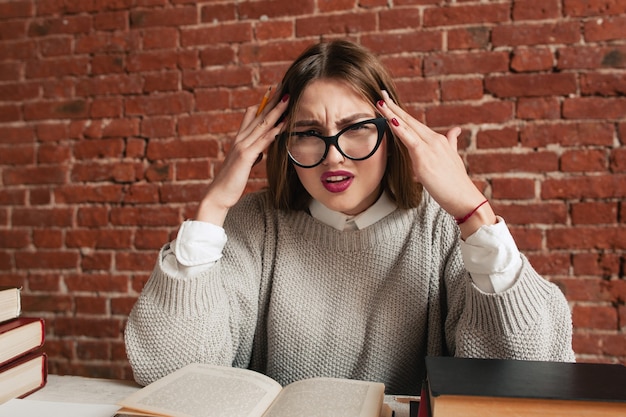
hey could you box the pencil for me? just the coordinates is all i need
[255,86,272,116]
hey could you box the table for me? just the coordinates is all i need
[2,374,417,417]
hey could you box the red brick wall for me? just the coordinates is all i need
[0,0,624,380]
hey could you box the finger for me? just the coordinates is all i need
[446,127,462,151]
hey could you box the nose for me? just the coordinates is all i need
[322,144,345,166]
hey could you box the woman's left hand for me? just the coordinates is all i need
[376,90,496,237]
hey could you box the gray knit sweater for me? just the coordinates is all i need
[124,191,574,394]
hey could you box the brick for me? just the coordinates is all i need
[580,73,626,96]
[492,22,580,47]
[54,185,125,204]
[159,183,207,203]
[24,99,90,120]
[143,71,179,93]
[238,40,312,64]
[145,163,173,182]
[12,208,73,227]
[525,253,571,275]
[560,149,608,173]
[66,229,133,249]
[573,305,618,330]
[542,175,626,199]
[91,54,125,75]
[134,229,170,250]
[200,3,236,22]
[572,253,622,278]
[146,138,219,160]
[584,15,626,42]
[27,274,62,292]
[441,78,483,101]
[54,317,122,338]
[0,61,21,81]
[126,138,146,158]
[447,27,490,50]
[116,251,158,272]
[424,3,510,26]
[485,73,577,98]
[80,252,113,272]
[141,117,176,138]
[424,51,508,76]
[38,143,71,164]
[238,0,315,19]
[572,202,619,225]
[3,166,67,185]
[77,207,109,227]
[380,56,422,78]
[39,37,72,57]
[199,45,237,67]
[73,138,125,159]
[76,339,109,358]
[127,51,179,72]
[558,46,626,70]
[521,122,614,148]
[0,104,21,122]
[467,151,558,174]
[493,202,567,225]
[564,0,626,17]
[142,27,178,50]
[547,226,626,250]
[0,125,34,144]
[125,92,193,116]
[130,6,196,28]
[21,294,72,313]
[91,97,123,118]
[74,31,141,55]
[94,11,128,31]
[176,160,210,181]
[29,188,51,205]
[28,15,92,37]
[181,23,252,47]
[33,229,63,248]
[491,178,535,200]
[177,113,242,136]
[76,74,143,96]
[611,148,626,172]
[0,145,35,165]
[255,20,293,41]
[0,0,34,18]
[361,31,442,55]
[513,0,560,20]
[110,207,180,226]
[0,230,30,249]
[195,89,230,112]
[426,101,514,127]
[65,274,128,292]
[394,79,438,103]
[511,47,554,72]
[15,251,79,269]
[563,97,626,120]
[517,97,561,120]
[0,82,40,101]
[296,13,376,37]
[35,122,68,142]
[0,189,26,206]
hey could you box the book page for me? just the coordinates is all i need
[263,378,384,417]
[118,364,283,417]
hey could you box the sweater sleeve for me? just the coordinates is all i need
[124,193,267,386]
[453,255,576,362]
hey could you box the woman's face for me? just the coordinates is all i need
[291,78,387,215]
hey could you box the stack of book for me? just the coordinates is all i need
[420,356,626,417]
[0,286,47,404]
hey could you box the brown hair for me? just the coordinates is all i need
[266,39,422,211]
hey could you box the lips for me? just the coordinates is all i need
[320,170,354,193]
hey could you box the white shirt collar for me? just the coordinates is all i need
[309,192,398,231]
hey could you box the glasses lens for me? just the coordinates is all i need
[337,121,380,159]
[286,119,385,167]
[287,133,326,167]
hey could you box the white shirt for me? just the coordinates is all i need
[165,193,522,293]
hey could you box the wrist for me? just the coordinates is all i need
[456,200,497,240]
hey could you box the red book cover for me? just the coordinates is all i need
[0,317,45,368]
[0,351,47,403]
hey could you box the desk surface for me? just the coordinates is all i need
[16,374,416,417]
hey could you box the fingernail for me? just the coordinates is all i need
[281,94,289,102]
[391,118,400,127]
[377,99,385,108]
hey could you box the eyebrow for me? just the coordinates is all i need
[293,113,375,128]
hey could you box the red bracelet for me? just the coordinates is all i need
[455,199,489,225]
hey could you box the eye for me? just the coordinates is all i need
[295,129,322,138]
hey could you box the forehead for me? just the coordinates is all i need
[295,78,373,120]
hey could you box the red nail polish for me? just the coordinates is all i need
[377,99,385,107]
[282,94,289,102]
[391,118,400,127]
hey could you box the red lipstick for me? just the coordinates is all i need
[320,170,354,193]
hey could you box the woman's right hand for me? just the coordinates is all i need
[196,91,289,226]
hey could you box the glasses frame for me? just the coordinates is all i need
[282,117,388,168]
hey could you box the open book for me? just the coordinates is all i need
[117,363,386,417]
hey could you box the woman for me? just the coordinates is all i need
[124,39,574,394]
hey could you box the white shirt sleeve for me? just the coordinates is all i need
[459,216,523,293]
[161,220,227,278]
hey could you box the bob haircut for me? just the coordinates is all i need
[266,39,423,211]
